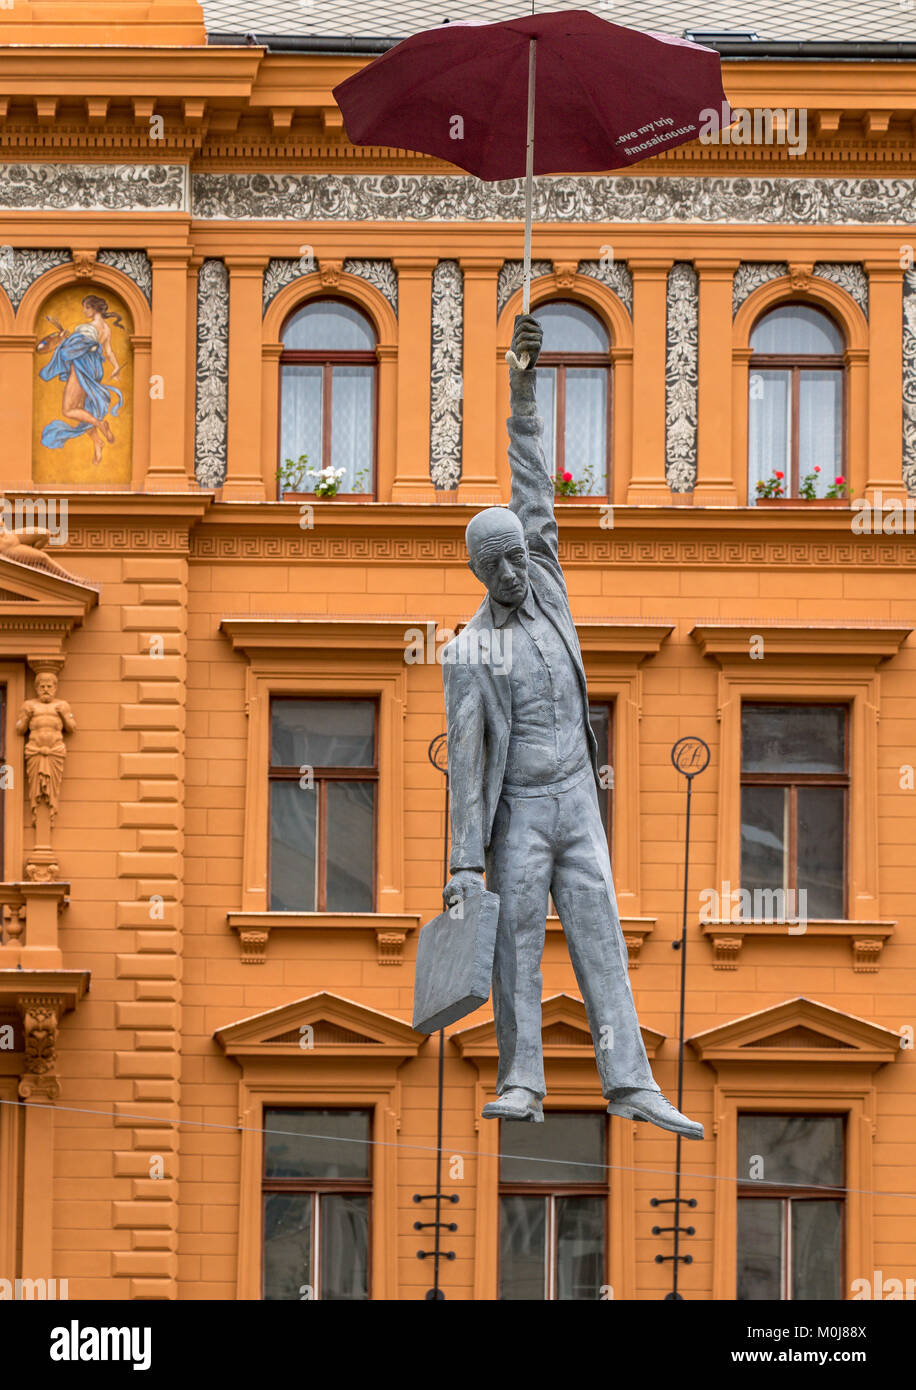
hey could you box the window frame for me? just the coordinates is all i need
[736,1110,847,1301]
[278,296,379,496]
[740,701,850,920]
[749,302,847,498]
[497,1110,610,1301]
[268,695,379,914]
[537,299,613,495]
[261,1104,373,1301]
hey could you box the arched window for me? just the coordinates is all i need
[535,301,611,497]
[279,299,377,497]
[748,304,845,501]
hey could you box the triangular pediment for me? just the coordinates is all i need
[688,997,902,1068]
[214,990,423,1059]
[451,992,665,1059]
[0,552,99,606]
[0,552,98,661]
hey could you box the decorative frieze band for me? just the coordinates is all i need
[665,262,699,493]
[429,259,463,490]
[3,165,916,230]
[0,163,187,211]
[191,173,916,225]
[194,258,229,489]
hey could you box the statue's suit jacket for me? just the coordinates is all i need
[443,394,600,873]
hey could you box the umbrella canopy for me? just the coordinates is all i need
[333,9,728,181]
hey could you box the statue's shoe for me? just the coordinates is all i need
[482,1087,544,1123]
[606,1088,704,1140]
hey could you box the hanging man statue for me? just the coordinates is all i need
[441,314,703,1138]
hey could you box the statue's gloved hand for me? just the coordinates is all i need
[506,313,543,371]
[442,869,485,910]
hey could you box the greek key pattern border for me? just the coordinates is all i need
[189,533,916,568]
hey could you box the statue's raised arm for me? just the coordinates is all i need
[505,315,563,584]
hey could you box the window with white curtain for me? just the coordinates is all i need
[748,304,845,501]
[535,301,611,496]
[279,299,377,496]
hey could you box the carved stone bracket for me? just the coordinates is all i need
[238,927,269,965]
[852,938,885,973]
[0,971,88,1102]
[707,934,744,970]
[376,930,407,966]
[18,994,63,1100]
[71,249,98,279]
[788,261,814,290]
[319,259,343,289]
[549,915,654,969]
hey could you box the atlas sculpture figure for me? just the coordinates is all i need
[441,314,703,1139]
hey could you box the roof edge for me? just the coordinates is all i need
[206,33,916,60]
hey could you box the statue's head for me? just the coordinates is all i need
[465,508,528,610]
[35,671,57,701]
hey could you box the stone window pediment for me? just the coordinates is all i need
[688,996,902,1069]
[214,990,422,1063]
[451,991,665,1060]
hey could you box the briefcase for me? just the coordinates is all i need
[412,889,500,1034]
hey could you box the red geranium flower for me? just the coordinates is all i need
[774,471,784,479]
[562,471,573,483]
[814,466,821,473]
[836,475,845,484]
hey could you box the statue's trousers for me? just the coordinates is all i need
[485,766,661,1100]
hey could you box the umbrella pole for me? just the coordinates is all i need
[522,37,536,316]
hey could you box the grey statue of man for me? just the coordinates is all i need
[441,313,702,1140]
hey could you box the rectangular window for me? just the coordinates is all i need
[269,698,377,912]
[262,1107,371,1300]
[498,1112,607,1300]
[588,702,613,860]
[740,703,848,919]
[737,1114,844,1300]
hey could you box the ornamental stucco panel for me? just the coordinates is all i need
[665,262,699,493]
[904,269,916,496]
[194,258,229,489]
[430,260,463,490]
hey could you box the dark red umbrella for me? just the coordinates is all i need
[334,9,729,357]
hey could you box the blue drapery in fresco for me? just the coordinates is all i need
[38,327,124,448]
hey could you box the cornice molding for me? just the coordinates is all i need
[220,615,434,658]
[690,621,912,662]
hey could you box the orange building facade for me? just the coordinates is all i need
[0,0,914,1302]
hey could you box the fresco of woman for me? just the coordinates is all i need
[36,293,124,466]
